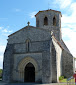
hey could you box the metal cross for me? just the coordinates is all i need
[27,21,30,26]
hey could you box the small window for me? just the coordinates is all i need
[53,17,56,26]
[44,17,48,25]
[26,40,30,52]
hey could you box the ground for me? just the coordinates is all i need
[0,78,75,85]
[0,80,75,85]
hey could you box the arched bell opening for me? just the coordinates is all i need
[44,17,48,25]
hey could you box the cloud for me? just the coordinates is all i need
[0,27,3,30]
[48,0,76,57]
[2,29,12,33]
[0,45,6,69]
[0,26,12,33]
[2,29,8,32]
[61,2,76,24]
[2,33,10,36]
[62,27,76,57]
[55,0,72,9]
[7,26,10,28]
[29,11,37,18]
[15,9,21,12]
[0,26,13,37]
[71,3,76,16]
[62,15,76,24]
[61,2,76,57]
[0,45,6,53]
[2,29,13,36]
[13,8,21,12]
[0,57,3,69]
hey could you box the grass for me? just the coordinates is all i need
[60,79,67,82]
[60,78,75,83]
[59,79,75,85]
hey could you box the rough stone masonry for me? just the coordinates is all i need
[3,9,73,83]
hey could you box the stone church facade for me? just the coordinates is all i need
[3,9,73,83]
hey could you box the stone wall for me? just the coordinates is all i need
[52,37,62,82]
[51,42,57,82]
[35,10,62,41]
[42,46,52,83]
[3,26,52,83]
[8,27,51,44]
[36,10,61,28]
[14,40,50,54]
[13,40,51,83]
[13,53,42,83]
[3,44,14,82]
[62,50,73,78]
[51,37,62,83]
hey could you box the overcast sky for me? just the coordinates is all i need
[0,0,76,69]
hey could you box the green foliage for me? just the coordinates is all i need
[59,76,64,81]
[60,79,67,82]
[0,69,2,73]
[60,78,75,83]
[0,76,2,78]
[0,69,2,79]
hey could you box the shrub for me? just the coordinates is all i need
[0,76,2,78]
[0,69,2,79]
[59,76,64,80]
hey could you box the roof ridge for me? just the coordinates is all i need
[35,9,62,17]
[8,26,51,37]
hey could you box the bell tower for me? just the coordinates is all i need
[35,9,62,41]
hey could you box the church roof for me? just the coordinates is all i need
[52,35,63,49]
[35,9,62,17]
[52,35,71,53]
[8,25,50,37]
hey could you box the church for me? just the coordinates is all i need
[3,9,73,83]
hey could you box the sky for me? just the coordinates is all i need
[0,0,76,69]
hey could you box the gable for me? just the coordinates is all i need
[8,26,51,44]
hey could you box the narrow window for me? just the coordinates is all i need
[53,17,56,26]
[27,41,29,52]
[44,17,48,25]
[26,40,30,52]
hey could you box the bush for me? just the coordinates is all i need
[59,76,64,80]
[0,76,2,78]
[0,69,2,79]
[0,69,2,73]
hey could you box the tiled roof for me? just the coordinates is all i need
[35,9,62,17]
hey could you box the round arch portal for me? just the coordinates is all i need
[18,57,38,82]
[24,62,35,82]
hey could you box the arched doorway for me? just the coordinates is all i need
[24,63,35,82]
